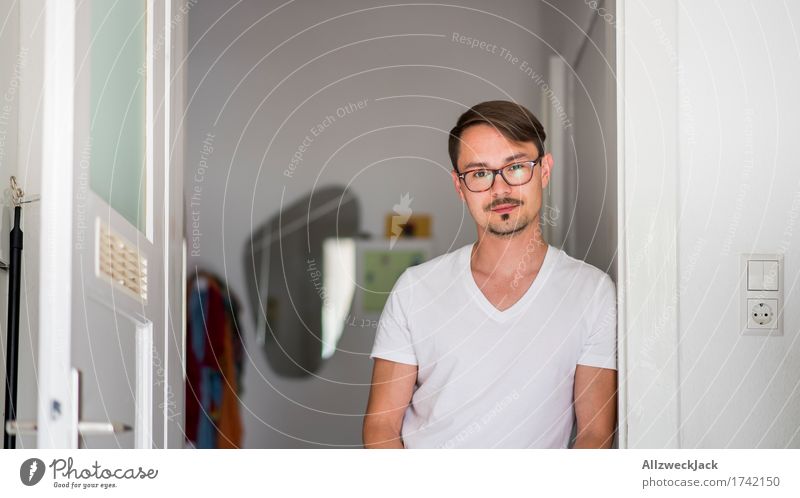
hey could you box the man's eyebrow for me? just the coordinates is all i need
[461,152,531,171]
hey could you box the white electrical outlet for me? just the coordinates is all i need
[747,299,778,329]
[741,254,783,336]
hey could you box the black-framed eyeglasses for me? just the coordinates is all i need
[456,159,540,193]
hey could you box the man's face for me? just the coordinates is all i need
[451,123,552,239]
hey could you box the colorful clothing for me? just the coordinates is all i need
[186,272,245,448]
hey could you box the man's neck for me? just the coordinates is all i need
[471,222,548,279]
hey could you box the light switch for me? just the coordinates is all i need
[747,260,764,291]
[741,253,784,336]
[763,261,779,291]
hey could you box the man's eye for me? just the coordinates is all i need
[472,170,490,178]
[508,163,524,171]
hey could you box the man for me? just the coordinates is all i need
[362,100,617,449]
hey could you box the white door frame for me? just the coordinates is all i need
[616,0,681,448]
[37,0,76,448]
[164,0,188,450]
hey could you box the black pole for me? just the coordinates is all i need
[3,206,23,449]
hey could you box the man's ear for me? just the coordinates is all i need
[539,153,554,189]
[451,170,466,202]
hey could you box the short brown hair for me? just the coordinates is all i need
[448,100,546,172]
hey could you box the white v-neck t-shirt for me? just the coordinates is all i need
[369,242,617,448]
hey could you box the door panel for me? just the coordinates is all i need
[36,0,181,449]
[73,302,137,449]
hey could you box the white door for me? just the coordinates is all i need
[35,0,184,449]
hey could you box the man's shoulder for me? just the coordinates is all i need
[550,247,615,295]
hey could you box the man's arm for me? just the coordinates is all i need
[363,358,418,448]
[572,365,617,448]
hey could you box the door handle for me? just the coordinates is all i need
[8,368,133,442]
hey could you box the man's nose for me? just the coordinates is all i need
[491,171,512,195]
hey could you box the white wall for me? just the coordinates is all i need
[621,0,800,448]
[676,1,800,448]
[0,0,44,449]
[0,0,17,446]
[186,0,555,447]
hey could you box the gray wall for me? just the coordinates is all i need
[568,3,617,279]
[186,0,566,447]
